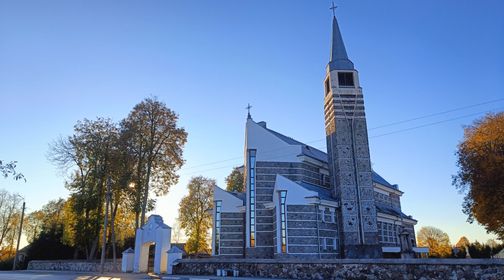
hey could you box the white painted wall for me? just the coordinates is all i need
[133,215,171,274]
[212,186,244,255]
[244,119,302,163]
[214,185,244,212]
[273,175,319,253]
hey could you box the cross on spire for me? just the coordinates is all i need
[246,103,252,119]
[330,2,338,17]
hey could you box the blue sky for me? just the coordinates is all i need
[1,0,503,245]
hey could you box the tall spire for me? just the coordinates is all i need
[328,11,354,70]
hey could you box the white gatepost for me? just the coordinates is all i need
[166,246,184,274]
[133,215,171,274]
[121,248,135,272]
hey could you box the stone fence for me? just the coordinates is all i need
[173,258,504,280]
[27,259,121,272]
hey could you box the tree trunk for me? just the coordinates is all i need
[110,201,119,271]
[140,162,152,226]
[88,236,98,260]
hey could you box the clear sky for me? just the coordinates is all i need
[1,0,503,245]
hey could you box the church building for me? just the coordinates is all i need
[212,13,423,259]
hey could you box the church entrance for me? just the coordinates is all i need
[147,243,156,273]
[133,215,172,274]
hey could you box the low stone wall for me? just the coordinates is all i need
[27,259,121,272]
[173,258,504,280]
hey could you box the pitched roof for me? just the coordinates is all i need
[376,204,416,221]
[298,181,335,202]
[261,122,399,190]
[228,190,246,202]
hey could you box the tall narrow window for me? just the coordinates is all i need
[279,190,287,253]
[214,200,222,255]
[338,72,355,87]
[248,149,257,247]
[324,78,331,95]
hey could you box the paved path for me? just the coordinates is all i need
[0,271,282,280]
[0,271,152,280]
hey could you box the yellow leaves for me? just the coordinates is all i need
[178,176,215,256]
[454,112,504,240]
[417,226,452,258]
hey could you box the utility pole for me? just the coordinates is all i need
[100,177,112,274]
[12,201,26,270]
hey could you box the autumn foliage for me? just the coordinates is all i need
[453,113,504,240]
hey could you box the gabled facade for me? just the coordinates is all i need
[211,13,421,259]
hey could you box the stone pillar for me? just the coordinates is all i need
[399,229,414,259]
[121,248,135,272]
[166,246,184,274]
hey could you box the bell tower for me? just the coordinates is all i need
[324,11,381,258]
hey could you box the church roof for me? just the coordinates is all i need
[262,122,399,190]
[228,190,246,202]
[376,204,416,222]
[298,181,335,201]
[329,15,354,70]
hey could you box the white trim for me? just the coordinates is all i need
[297,155,329,169]
[263,202,275,209]
[374,188,390,196]
[305,197,339,207]
[220,246,244,249]
[413,247,429,253]
[374,183,403,196]
[382,246,401,253]
[221,225,243,227]
[284,252,340,255]
[377,212,417,225]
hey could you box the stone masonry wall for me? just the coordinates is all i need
[173,258,504,280]
[219,212,245,257]
[27,260,120,272]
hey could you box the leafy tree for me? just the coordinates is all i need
[453,113,504,240]
[121,97,187,228]
[26,226,74,261]
[465,240,503,258]
[417,226,452,258]
[225,167,244,193]
[49,118,120,260]
[0,160,24,181]
[178,176,214,256]
[24,198,66,243]
[455,236,470,248]
[454,236,470,258]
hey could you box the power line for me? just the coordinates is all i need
[178,99,503,175]
[369,98,504,131]
[181,108,502,175]
[369,108,502,139]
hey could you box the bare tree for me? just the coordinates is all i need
[0,190,23,257]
